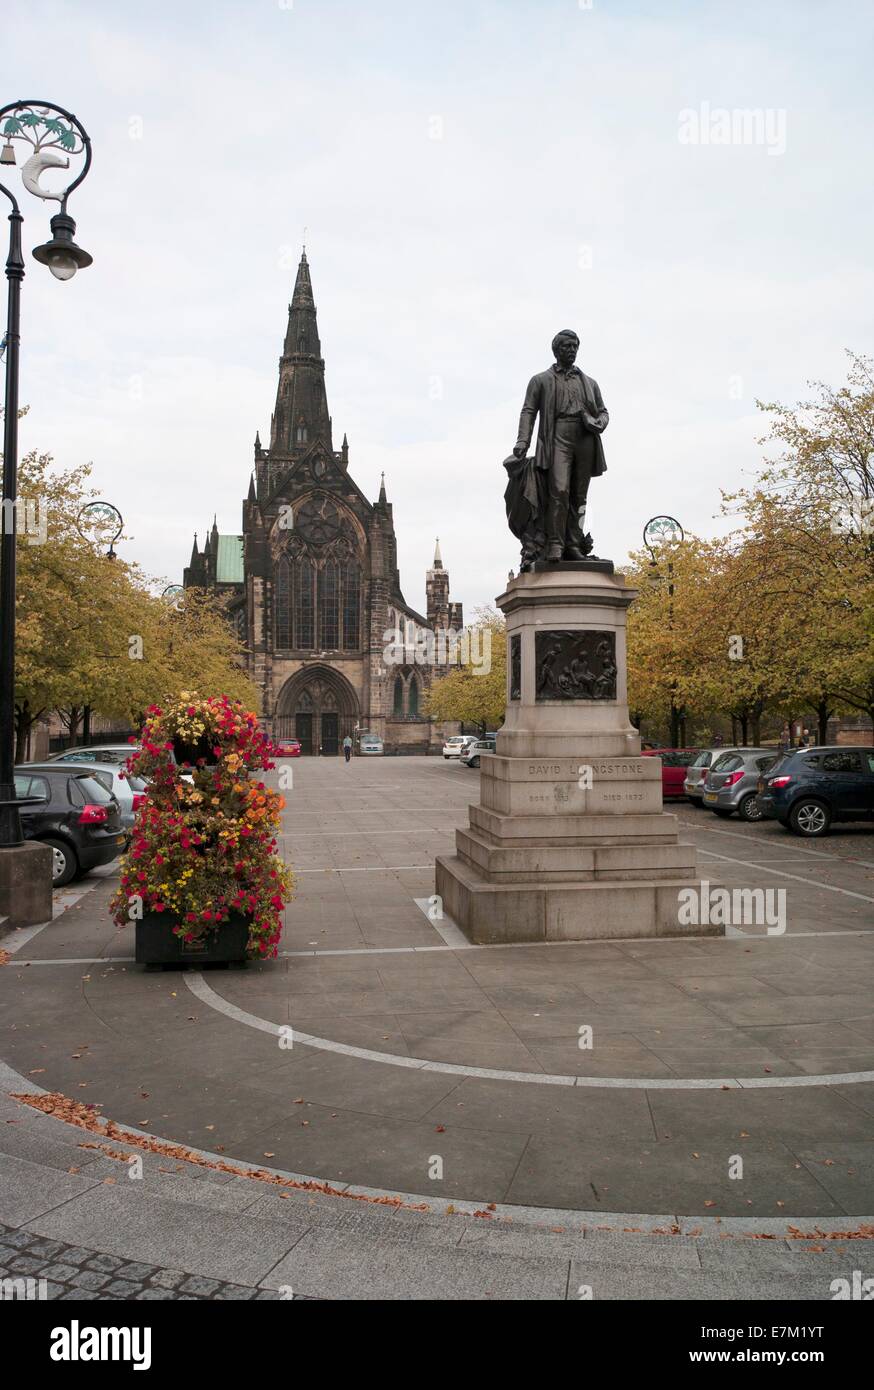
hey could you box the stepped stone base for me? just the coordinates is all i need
[433,565,720,945]
[436,853,720,945]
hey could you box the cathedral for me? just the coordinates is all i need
[183,251,463,755]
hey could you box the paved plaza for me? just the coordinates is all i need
[1,757,873,1298]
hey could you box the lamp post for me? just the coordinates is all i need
[643,515,685,749]
[77,500,123,559]
[0,101,91,919]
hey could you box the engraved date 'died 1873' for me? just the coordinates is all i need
[535,630,617,702]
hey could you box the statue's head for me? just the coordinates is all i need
[551,330,579,367]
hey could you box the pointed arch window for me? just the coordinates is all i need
[318,559,340,649]
[408,676,419,718]
[296,421,308,443]
[276,554,293,648]
[393,676,404,716]
[341,558,360,650]
[293,556,315,648]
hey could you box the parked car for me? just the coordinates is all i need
[40,758,148,831]
[358,731,384,755]
[701,748,777,821]
[757,745,874,837]
[49,743,140,766]
[641,748,701,799]
[443,735,478,760]
[684,749,719,805]
[14,763,126,886]
[461,736,497,769]
[273,738,302,757]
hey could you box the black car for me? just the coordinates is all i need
[757,746,874,837]
[14,764,126,886]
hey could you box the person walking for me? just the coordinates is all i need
[343,734,352,764]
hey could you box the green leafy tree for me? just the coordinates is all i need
[425,608,507,735]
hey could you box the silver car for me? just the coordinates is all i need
[461,737,497,769]
[49,744,140,767]
[683,748,718,804]
[701,748,778,822]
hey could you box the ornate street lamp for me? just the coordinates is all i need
[642,515,686,748]
[161,584,184,611]
[0,101,92,915]
[77,499,123,559]
[643,514,684,558]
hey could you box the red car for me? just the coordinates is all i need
[273,739,302,758]
[641,748,701,799]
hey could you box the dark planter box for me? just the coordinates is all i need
[135,911,249,966]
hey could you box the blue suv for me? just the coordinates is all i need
[757,745,874,837]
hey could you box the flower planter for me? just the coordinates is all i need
[114,694,292,962]
[135,910,249,966]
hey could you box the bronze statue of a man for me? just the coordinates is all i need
[511,330,608,565]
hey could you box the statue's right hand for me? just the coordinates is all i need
[512,443,527,459]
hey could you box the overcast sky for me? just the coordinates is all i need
[8,0,874,616]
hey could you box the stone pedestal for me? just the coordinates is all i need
[0,841,53,930]
[435,564,720,944]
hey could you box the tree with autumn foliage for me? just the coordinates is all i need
[722,351,874,738]
[424,608,507,735]
[626,354,873,744]
[624,537,724,744]
[6,436,257,755]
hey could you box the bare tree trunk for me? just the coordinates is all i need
[817,698,831,745]
[67,705,82,747]
[15,702,32,763]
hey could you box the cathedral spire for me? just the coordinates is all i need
[271,249,332,456]
[190,533,199,564]
[378,471,387,504]
[433,537,443,568]
[247,473,256,503]
[284,249,320,356]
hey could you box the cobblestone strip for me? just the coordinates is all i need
[0,1223,311,1301]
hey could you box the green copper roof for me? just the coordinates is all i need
[216,534,244,584]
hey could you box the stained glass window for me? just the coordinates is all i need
[318,560,339,649]
[342,560,360,650]
[276,554,292,648]
[408,677,419,717]
[393,676,404,715]
[293,558,315,648]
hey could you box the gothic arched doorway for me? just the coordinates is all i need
[275,665,360,756]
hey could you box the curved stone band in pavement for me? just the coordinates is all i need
[185,971,874,1091]
[0,1077,871,1302]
